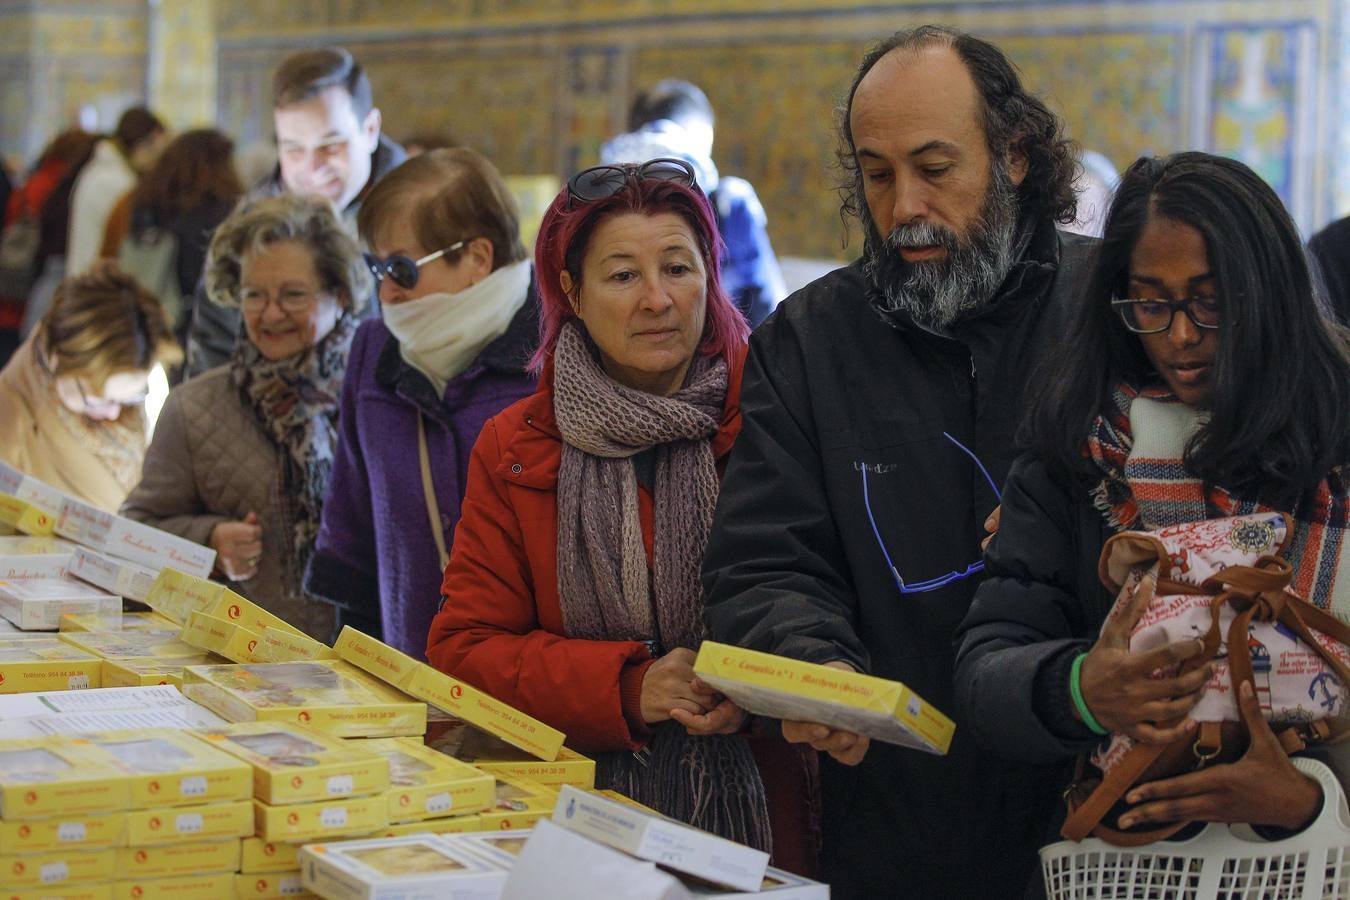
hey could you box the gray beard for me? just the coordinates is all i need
[864,161,1020,331]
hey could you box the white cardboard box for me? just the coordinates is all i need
[0,461,67,515]
[0,576,121,630]
[55,497,214,577]
[299,833,509,900]
[68,546,159,602]
[551,784,769,892]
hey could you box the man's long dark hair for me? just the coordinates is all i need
[1026,151,1350,506]
[837,25,1079,235]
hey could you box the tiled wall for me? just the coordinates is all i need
[4,0,1344,257]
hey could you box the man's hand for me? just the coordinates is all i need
[639,649,722,725]
[781,661,871,766]
[1078,571,1210,743]
[982,505,1001,551]
[1119,681,1322,831]
[210,512,262,582]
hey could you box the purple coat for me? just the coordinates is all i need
[305,293,537,657]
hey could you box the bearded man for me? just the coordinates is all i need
[702,26,1094,899]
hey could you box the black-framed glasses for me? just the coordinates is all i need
[1111,297,1220,334]
[369,240,469,290]
[859,432,1003,595]
[566,157,697,209]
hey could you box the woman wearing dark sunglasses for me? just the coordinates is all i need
[955,153,1350,842]
[304,148,538,655]
[426,159,814,865]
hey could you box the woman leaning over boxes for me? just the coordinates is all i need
[426,159,813,867]
[121,194,369,640]
[0,261,180,510]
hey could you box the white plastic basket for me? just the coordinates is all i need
[1041,757,1350,899]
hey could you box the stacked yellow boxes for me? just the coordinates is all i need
[361,737,494,838]
[192,720,392,875]
[58,611,177,632]
[0,729,253,897]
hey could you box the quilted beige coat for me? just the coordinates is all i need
[120,366,336,640]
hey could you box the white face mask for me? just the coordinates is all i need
[381,259,533,395]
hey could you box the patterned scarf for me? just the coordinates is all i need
[231,314,356,589]
[48,380,146,498]
[552,320,771,852]
[1086,382,1350,612]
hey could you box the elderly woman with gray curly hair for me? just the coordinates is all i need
[121,193,370,639]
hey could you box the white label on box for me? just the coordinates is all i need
[326,775,353,796]
[40,861,69,884]
[425,792,452,815]
[279,874,305,895]
[907,697,921,717]
[319,807,348,828]
[175,812,204,835]
[179,776,207,797]
[57,822,86,843]
[67,674,89,690]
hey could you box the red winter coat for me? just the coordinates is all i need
[425,348,745,755]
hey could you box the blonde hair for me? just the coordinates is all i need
[39,261,182,391]
[205,194,371,313]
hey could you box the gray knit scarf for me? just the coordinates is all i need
[552,320,771,852]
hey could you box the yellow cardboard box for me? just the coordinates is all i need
[0,810,125,854]
[1,847,118,888]
[693,641,955,755]
[59,611,177,632]
[0,492,57,536]
[374,814,484,838]
[143,570,302,637]
[178,611,267,663]
[362,737,494,823]
[190,721,390,805]
[58,630,205,663]
[255,625,337,663]
[114,839,241,878]
[443,726,595,789]
[0,636,103,693]
[86,728,252,809]
[233,870,317,900]
[335,627,564,760]
[252,794,389,844]
[182,660,426,739]
[0,738,130,817]
[476,775,558,831]
[5,885,111,900]
[239,836,299,873]
[100,656,220,689]
[122,800,253,846]
[111,871,237,900]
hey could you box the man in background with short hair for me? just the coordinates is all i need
[184,46,404,377]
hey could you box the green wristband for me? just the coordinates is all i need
[1069,652,1109,736]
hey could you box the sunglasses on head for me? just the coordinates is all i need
[368,239,469,291]
[565,157,698,209]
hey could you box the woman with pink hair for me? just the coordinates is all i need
[426,159,792,855]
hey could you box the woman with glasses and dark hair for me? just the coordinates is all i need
[0,260,180,510]
[304,148,537,654]
[121,194,369,640]
[425,159,809,861]
[955,152,1350,838]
